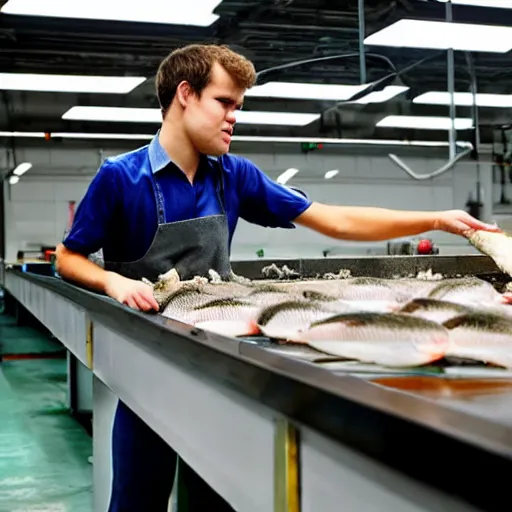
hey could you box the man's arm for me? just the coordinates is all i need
[55,160,158,312]
[55,244,159,311]
[294,202,500,241]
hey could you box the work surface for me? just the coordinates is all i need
[3,255,512,511]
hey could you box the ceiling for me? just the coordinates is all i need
[1,0,512,150]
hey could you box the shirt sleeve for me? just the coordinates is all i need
[62,159,120,256]
[235,157,312,228]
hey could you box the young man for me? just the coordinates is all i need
[56,44,499,511]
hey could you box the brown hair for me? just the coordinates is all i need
[156,44,256,116]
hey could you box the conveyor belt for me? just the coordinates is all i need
[4,257,512,511]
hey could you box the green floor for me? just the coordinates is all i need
[0,308,93,512]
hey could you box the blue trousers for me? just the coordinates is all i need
[108,400,235,511]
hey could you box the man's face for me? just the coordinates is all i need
[182,62,245,156]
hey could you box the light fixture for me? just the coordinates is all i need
[0,131,474,148]
[0,73,145,94]
[62,107,161,123]
[355,86,409,104]
[364,19,512,53]
[62,106,320,127]
[413,91,512,108]
[277,168,300,185]
[9,175,19,185]
[246,82,408,103]
[324,170,339,180]
[377,115,474,130]
[13,162,32,176]
[437,0,512,7]
[1,0,221,27]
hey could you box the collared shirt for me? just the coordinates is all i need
[63,133,312,263]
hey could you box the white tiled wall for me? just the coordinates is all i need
[2,146,493,262]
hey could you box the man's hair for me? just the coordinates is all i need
[156,44,257,116]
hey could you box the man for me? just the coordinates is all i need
[56,44,499,511]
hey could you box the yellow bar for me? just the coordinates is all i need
[274,417,300,512]
[86,317,94,370]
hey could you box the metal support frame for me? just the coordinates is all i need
[387,0,470,180]
[274,417,301,512]
[358,0,367,84]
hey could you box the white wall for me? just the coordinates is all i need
[2,145,493,262]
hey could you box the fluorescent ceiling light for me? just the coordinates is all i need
[62,106,320,127]
[355,86,408,104]
[438,0,512,7]
[324,170,339,180]
[0,131,46,138]
[13,162,32,176]
[0,131,474,148]
[0,73,145,94]
[377,115,474,130]
[236,111,319,126]
[277,168,300,185]
[1,0,221,26]
[63,107,161,123]
[9,175,20,185]
[365,19,512,53]
[414,91,512,108]
[246,82,408,103]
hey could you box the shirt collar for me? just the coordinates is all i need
[148,130,218,175]
[148,130,171,174]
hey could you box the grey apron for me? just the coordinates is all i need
[104,158,232,283]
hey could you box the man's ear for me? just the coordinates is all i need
[176,81,193,108]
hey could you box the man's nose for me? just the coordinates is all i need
[227,110,237,124]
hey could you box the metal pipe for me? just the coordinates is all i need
[358,0,367,84]
[446,0,456,160]
[467,52,482,205]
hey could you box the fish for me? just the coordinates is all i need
[294,312,450,367]
[160,286,218,318]
[397,298,474,324]
[256,300,353,341]
[335,277,413,303]
[426,277,501,306]
[184,298,261,337]
[443,312,512,369]
[245,284,301,307]
[467,229,512,277]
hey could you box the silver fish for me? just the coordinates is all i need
[443,312,512,369]
[256,300,353,341]
[398,298,474,324]
[160,287,218,318]
[245,284,301,307]
[185,298,261,337]
[294,312,450,367]
[467,229,512,277]
[427,277,501,306]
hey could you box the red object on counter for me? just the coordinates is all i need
[417,239,434,254]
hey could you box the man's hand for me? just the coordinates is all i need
[432,210,502,237]
[104,271,160,312]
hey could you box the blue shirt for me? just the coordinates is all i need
[63,133,312,263]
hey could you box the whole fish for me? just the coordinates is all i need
[160,287,218,318]
[185,298,261,337]
[336,277,412,303]
[294,312,450,367]
[427,277,501,306]
[467,229,512,277]
[443,312,512,369]
[398,298,474,324]
[245,284,301,307]
[256,300,353,341]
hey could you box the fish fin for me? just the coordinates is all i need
[442,315,468,330]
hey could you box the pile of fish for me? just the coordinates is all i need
[148,267,512,370]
